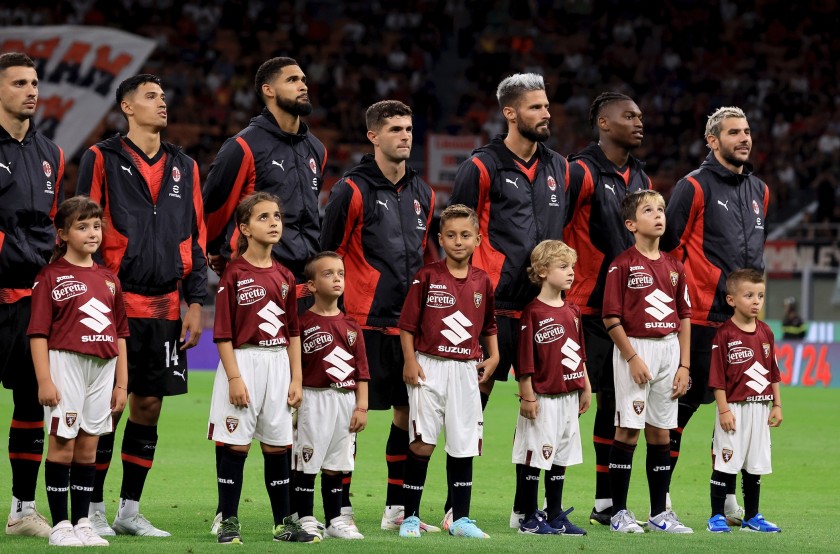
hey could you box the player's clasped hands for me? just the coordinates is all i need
[403,358,425,386]
[629,356,653,385]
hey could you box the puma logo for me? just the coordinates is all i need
[120,165,132,175]
[604,183,616,195]
[718,200,729,211]
[506,177,520,189]
[173,368,186,381]
[377,199,389,210]
[0,162,10,174]
[272,160,285,170]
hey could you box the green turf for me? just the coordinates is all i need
[1,373,836,552]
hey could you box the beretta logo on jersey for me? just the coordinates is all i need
[42,160,52,177]
[547,175,556,191]
[628,272,654,289]
[426,290,456,309]
[535,323,565,344]
[670,271,679,287]
[52,281,88,302]
[727,346,754,364]
[303,331,333,354]
[237,284,266,305]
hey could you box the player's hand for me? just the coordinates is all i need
[671,366,690,399]
[519,397,539,420]
[768,406,783,427]
[349,409,368,433]
[629,356,653,385]
[180,303,203,350]
[208,254,228,276]
[111,386,127,414]
[477,355,499,384]
[578,388,592,415]
[229,377,250,407]
[38,381,61,407]
[719,410,736,432]
[403,358,425,386]
[287,381,303,409]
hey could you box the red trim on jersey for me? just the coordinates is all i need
[9,453,42,461]
[387,478,404,486]
[618,166,630,186]
[11,419,44,429]
[321,147,328,174]
[595,464,609,473]
[513,159,539,183]
[339,179,379,327]
[93,149,131,276]
[95,463,110,470]
[191,162,207,262]
[124,291,180,320]
[0,288,31,304]
[49,416,59,435]
[593,435,613,445]
[205,137,256,244]
[121,453,153,468]
[178,236,192,276]
[564,161,603,315]
[682,176,720,324]
[471,158,506,290]
[385,454,407,462]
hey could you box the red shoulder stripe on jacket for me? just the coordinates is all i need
[471,157,506,290]
[205,137,256,243]
[339,178,379,327]
[86,146,106,205]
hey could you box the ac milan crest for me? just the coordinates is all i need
[752,200,759,214]
[632,400,645,415]
[670,271,679,287]
[347,330,357,346]
[547,176,556,191]
[309,158,317,174]
[172,166,181,182]
[106,280,116,296]
[65,412,78,427]
[281,283,289,299]
[42,161,52,177]
[473,292,483,308]
[542,444,553,460]
[302,446,314,462]
[722,448,733,463]
[414,199,421,215]
[225,416,239,433]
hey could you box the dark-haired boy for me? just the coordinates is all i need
[76,73,207,536]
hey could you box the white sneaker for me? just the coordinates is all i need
[339,507,361,533]
[380,506,441,532]
[509,509,525,529]
[88,510,115,537]
[49,520,84,546]
[299,516,324,540]
[112,513,171,537]
[725,504,745,526]
[649,510,694,534]
[610,509,645,533]
[6,511,51,537]
[74,518,109,546]
[441,508,453,531]
[209,512,222,535]
[326,515,364,539]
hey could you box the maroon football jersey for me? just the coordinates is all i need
[602,246,691,338]
[517,298,587,395]
[300,310,371,390]
[214,257,299,348]
[27,258,129,359]
[709,319,781,403]
[398,260,497,360]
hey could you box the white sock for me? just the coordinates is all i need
[594,498,613,512]
[9,497,35,520]
[724,494,739,512]
[117,498,139,519]
[89,502,106,516]
[666,492,672,510]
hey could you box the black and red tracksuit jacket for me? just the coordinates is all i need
[0,123,64,298]
[203,109,326,279]
[76,135,207,305]
[662,152,769,325]
[564,143,652,316]
[321,154,434,329]
[448,135,568,311]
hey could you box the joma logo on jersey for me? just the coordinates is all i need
[429,283,447,290]
[727,346,754,365]
[237,278,254,286]
[535,324,565,344]
[426,291,456,309]
[52,281,87,301]
[237,285,266,305]
[303,331,333,354]
[628,272,654,289]
[225,417,238,433]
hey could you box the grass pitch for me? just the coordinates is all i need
[1,372,837,552]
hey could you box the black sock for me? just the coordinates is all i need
[287,450,297,516]
[447,455,473,520]
[70,462,95,524]
[726,474,738,496]
[341,473,352,508]
[385,423,409,507]
[647,443,671,516]
[92,432,114,504]
[294,471,316,518]
[512,463,523,513]
[119,420,157,501]
[322,473,343,524]
[741,470,761,520]
[214,442,224,514]
[45,460,71,525]
[9,390,45,502]
[517,464,541,518]
[218,447,247,519]
[402,450,430,518]
[710,470,732,517]
[609,440,636,514]
[545,465,566,520]
[593,401,614,506]
[669,403,696,486]
[480,392,489,411]
[263,450,291,525]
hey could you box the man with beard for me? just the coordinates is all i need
[447,73,568,528]
[202,57,327,534]
[563,92,652,525]
[661,106,768,527]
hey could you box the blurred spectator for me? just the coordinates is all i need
[782,297,807,340]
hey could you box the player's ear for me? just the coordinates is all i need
[624,218,636,232]
[726,294,735,308]
[306,279,317,294]
[502,105,516,124]
[366,129,378,147]
[475,232,481,246]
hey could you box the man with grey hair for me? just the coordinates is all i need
[661,106,769,527]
